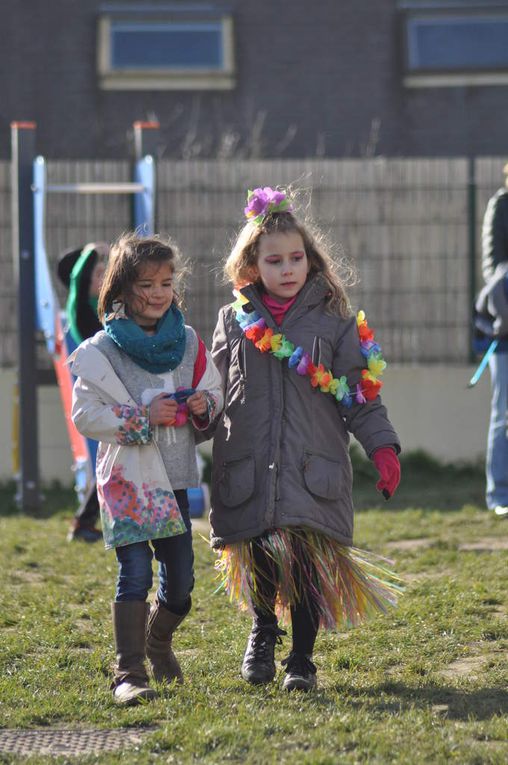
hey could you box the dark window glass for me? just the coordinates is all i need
[111,22,223,69]
[407,16,508,70]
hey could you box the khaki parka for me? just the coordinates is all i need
[209,276,400,548]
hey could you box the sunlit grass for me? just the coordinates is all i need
[0,455,507,764]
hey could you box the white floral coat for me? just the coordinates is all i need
[70,341,222,549]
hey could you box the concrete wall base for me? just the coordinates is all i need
[0,364,490,484]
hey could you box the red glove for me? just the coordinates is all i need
[372,447,401,500]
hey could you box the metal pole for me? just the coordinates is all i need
[11,122,39,512]
[132,121,159,232]
[133,157,155,236]
[468,156,477,364]
[133,121,160,161]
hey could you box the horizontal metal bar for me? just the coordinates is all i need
[33,182,147,194]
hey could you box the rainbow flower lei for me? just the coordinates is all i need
[232,292,386,407]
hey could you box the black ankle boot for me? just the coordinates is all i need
[281,652,317,692]
[241,622,286,684]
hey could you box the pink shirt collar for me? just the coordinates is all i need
[261,292,298,325]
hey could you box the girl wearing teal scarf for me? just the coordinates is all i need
[105,303,186,373]
[86,232,217,705]
[98,233,208,422]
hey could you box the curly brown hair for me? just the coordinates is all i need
[97,232,185,322]
[224,210,354,317]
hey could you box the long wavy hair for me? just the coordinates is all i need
[224,211,354,317]
[97,232,185,322]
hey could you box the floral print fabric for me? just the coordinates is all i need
[112,404,151,445]
[98,463,186,549]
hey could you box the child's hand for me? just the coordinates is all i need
[149,393,178,426]
[372,447,401,500]
[187,391,208,418]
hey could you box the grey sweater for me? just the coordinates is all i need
[92,328,204,489]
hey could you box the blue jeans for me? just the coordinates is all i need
[114,490,194,612]
[486,353,508,509]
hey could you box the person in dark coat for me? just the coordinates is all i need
[481,164,508,517]
[57,242,108,541]
[209,187,402,691]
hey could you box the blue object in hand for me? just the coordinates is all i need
[163,387,196,404]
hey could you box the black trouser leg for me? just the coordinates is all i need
[290,536,320,655]
[290,598,319,655]
[251,536,278,625]
[74,480,100,527]
[242,535,284,685]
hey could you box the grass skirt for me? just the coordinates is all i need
[215,527,403,630]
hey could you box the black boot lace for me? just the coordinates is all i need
[249,624,286,659]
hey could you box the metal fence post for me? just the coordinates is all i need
[468,156,477,363]
[11,121,39,512]
[132,121,159,232]
[133,120,160,161]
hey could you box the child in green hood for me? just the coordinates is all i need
[57,242,109,541]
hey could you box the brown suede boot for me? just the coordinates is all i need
[146,598,189,684]
[111,601,157,706]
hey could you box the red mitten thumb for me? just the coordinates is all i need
[372,447,401,500]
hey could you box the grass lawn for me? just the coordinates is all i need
[0,454,507,764]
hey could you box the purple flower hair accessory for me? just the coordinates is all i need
[244,186,292,224]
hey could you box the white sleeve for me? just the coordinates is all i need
[72,376,152,445]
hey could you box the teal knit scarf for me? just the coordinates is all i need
[104,304,186,373]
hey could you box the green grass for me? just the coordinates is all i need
[0,455,507,764]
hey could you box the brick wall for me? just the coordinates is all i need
[1,1,507,160]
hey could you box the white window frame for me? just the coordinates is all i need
[97,14,235,90]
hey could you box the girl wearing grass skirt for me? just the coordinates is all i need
[209,187,402,691]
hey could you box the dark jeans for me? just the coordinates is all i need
[486,353,508,508]
[74,480,100,527]
[252,533,320,655]
[114,490,194,613]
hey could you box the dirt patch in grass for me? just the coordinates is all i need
[385,538,434,551]
[458,537,508,551]
[404,567,456,583]
[467,737,508,752]
[178,648,200,657]
[9,569,44,585]
[439,651,506,680]
[431,703,450,716]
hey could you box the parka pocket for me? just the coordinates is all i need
[219,454,255,507]
[302,450,342,500]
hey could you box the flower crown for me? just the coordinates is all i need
[244,186,293,225]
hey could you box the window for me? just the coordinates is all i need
[98,5,235,90]
[399,2,508,86]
